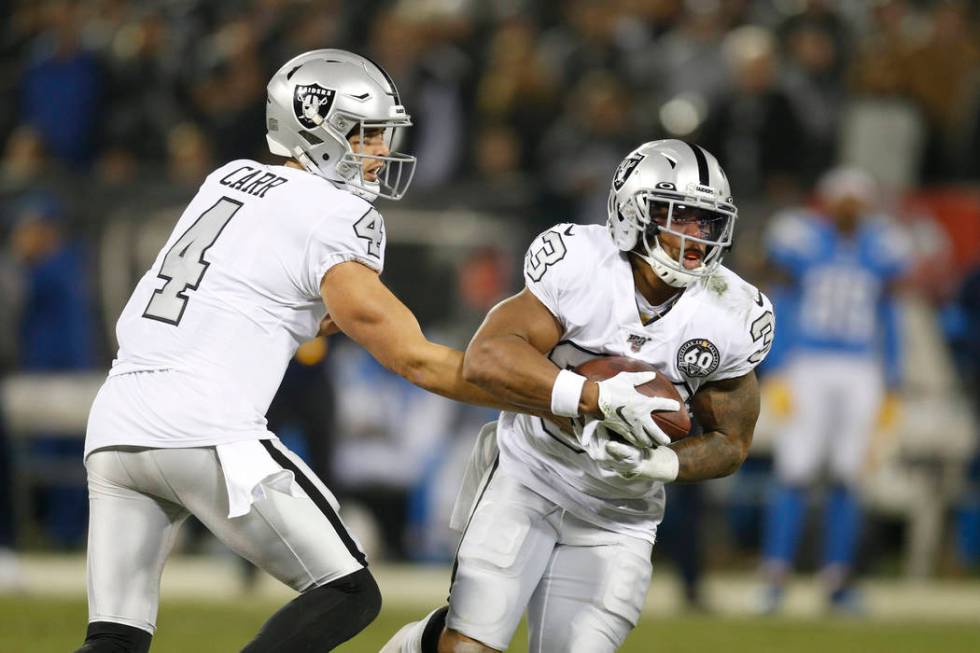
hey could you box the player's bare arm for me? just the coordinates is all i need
[602,370,761,484]
[672,370,760,480]
[464,286,680,446]
[463,287,601,417]
[321,260,541,414]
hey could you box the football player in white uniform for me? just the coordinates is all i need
[73,49,669,653]
[383,140,775,653]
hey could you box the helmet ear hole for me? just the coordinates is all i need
[298,130,323,145]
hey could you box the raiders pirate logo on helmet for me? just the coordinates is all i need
[293,83,336,129]
[612,153,645,191]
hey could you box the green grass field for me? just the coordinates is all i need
[4,596,980,653]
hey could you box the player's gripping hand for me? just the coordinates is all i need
[601,440,679,483]
[573,419,614,463]
[596,371,679,448]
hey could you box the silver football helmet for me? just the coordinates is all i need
[266,49,415,201]
[607,140,736,287]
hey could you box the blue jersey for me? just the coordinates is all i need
[766,210,907,385]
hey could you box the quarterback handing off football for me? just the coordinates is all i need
[575,356,691,441]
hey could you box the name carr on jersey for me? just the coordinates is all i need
[219,165,289,198]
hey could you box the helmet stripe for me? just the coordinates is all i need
[360,53,401,104]
[682,141,709,186]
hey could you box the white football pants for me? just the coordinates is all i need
[84,441,365,634]
[447,464,653,652]
[774,353,884,486]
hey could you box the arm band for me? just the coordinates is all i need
[550,369,587,418]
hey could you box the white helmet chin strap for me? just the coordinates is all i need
[639,240,702,288]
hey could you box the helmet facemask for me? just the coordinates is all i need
[613,188,736,287]
[334,116,415,201]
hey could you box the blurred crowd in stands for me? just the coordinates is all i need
[1,0,980,601]
[2,0,980,230]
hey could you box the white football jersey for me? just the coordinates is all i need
[86,160,386,455]
[497,224,774,543]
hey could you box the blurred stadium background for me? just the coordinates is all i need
[1,0,980,651]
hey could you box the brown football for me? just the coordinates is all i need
[575,356,691,442]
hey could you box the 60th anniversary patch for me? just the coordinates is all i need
[677,338,720,377]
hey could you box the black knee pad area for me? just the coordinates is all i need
[241,567,381,652]
[317,566,382,631]
[74,621,152,653]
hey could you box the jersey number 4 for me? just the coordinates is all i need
[353,210,383,258]
[142,197,243,325]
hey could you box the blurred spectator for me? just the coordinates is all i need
[19,1,104,167]
[267,338,337,489]
[437,246,514,349]
[703,25,807,202]
[406,247,512,560]
[537,0,630,88]
[780,9,849,180]
[6,194,96,547]
[101,11,180,163]
[778,0,852,78]
[0,125,51,193]
[759,167,909,613]
[640,0,729,108]
[473,16,558,168]
[903,1,980,182]
[367,8,471,191]
[165,121,215,189]
[270,0,344,64]
[189,17,268,162]
[841,0,925,190]
[538,71,636,225]
[8,196,95,370]
[424,123,538,224]
[330,340,457,561]
[94,141,140,188]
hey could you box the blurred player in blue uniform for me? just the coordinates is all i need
[760,167,908,612]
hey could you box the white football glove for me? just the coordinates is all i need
[596,371,679,448]
[602,440,680,483]
[573,419,614,463]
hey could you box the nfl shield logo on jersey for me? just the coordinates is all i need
[293,83,336,129]
[677,338,720,377]
[627,334,650,353]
